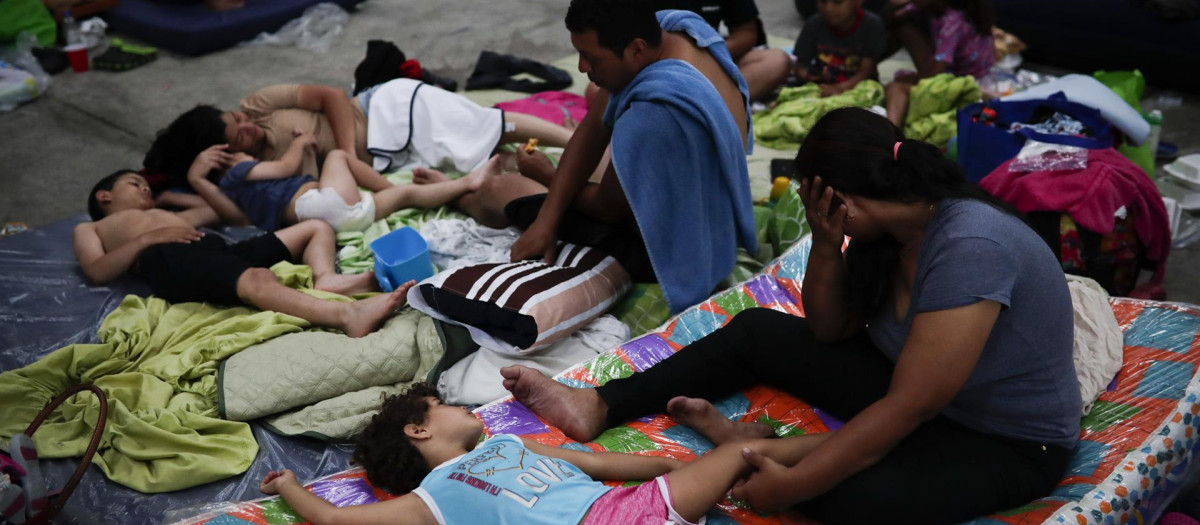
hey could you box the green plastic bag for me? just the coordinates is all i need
[1093,70,1155,177]
[0,0,56,48]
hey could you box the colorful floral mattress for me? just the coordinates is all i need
[170,237,1200,525]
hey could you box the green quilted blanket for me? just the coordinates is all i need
[903,73,981,150]
[753,80,885,151]
[0,264,352,492]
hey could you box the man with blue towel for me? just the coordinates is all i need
[507,0,759,315]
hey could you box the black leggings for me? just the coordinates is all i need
[595,308,1072,525]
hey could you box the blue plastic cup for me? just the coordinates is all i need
[369,227,434,292]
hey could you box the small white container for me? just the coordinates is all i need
[1164,154,1200,191]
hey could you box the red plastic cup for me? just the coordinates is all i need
[64,44,89,73]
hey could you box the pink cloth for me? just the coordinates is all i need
[931,8,994,79]
[581,476,701,525]
[980,148,1171,299]
[1162,512,1200,525]
[495,91,588,126]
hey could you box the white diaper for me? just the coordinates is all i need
[294,188,377,233]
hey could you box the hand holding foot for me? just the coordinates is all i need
[500,365,607,442]
[340,280,414,337]
[667,396,774,445]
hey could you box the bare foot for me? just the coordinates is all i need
[500,365,607,442]
[413,167,450,185]
[315,271,378,296]
[667,396,774,445]
[339,281,413,337]
[461,154,504,192]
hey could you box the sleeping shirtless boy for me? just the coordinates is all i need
[73,170,410,337]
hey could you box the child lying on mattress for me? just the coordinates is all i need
[259,383,804,525]
[185,130,489,233]
[75,170,412,337]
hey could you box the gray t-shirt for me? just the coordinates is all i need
[793,11,886,82]
[866,199,1081,449]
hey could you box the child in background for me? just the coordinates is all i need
[187,130,490,233]
[75,170,411,338]
[792,0,887,97]
[883,0,995,125]
[259,383,807,525]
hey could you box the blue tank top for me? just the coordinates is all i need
[412,434,612,525]
[219,161,315,232]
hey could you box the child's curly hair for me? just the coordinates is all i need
[352,382,440,494]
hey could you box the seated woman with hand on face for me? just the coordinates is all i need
[501,107,1080,525]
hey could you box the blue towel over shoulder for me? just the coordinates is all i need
[601,10,758,313]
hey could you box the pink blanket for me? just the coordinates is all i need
[980,148,1170,299]
[495,91,587,126]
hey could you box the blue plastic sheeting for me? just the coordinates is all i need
[103,0,367,56]
[0,215,352,525]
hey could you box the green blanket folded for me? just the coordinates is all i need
[753,80,885,151]
[0,264,344,493]
[903,73,981,150]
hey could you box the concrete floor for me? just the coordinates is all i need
[1,0,1197,302]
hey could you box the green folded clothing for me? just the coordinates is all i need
[753,80,885,151]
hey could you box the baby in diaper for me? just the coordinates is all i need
[186,129,491,233]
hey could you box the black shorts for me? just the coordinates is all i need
[134,233,292,305]
[504,194,656,283]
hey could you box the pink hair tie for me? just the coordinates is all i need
[893,141,902,161]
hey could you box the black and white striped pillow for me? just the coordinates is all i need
[407,243,631,353]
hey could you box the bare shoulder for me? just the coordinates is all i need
[74,220,97,234]
[660,31,703,62]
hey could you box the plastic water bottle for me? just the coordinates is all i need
[62,10,82,46]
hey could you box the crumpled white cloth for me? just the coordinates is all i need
[1067,275,1124,415]
[438,316,630,406]
[421,218,520,270]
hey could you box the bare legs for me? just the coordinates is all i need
[316,150,488,221]
[273,219,376,296]
[500,365,779,444]
[236,219,411,337]
[237,272,411,338]
[738,48,792,102]
[499,364,831,522]
[370,157,491,220]
[665,436,827,522]
[501,112,574,148]
[451,158,549,229]
[885,80,915,128]
[883,12,937,127]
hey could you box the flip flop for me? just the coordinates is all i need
[111,38,158,56]
[93,47,156,72]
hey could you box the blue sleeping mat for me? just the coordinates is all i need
[0,216,355,525]
[102,0,367,56]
